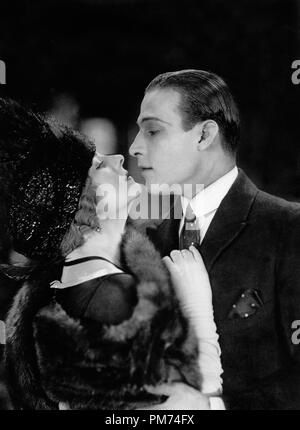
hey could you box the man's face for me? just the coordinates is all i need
[129,88,202,193]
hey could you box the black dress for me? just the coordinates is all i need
[56,272,138,326]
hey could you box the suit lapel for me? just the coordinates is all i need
[200,170,259,272]
[145,194,182,257]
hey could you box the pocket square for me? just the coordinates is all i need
[228,288,264,320]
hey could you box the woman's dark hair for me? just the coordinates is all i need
[146,69,240,154]
[0,164,100,279]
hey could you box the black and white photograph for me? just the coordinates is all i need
[1,0,300,412]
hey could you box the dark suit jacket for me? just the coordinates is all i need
[136,169,300,410]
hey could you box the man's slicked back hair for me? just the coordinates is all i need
[146,69,240,154]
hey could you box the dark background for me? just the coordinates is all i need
[0,0,300,199]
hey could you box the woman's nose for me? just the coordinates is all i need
[116,154,124,167]
[108,154,124,169]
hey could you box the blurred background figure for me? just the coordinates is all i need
[80,118,117,154]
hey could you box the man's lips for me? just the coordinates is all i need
[140,167,153,176]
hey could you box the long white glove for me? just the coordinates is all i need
[163,246,223,395]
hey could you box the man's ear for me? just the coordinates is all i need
[196,120,219,151]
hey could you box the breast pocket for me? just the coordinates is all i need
[217,296,274,334]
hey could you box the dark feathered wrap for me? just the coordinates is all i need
[4,227,199,410]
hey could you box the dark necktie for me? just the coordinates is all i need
[179,203,201,250]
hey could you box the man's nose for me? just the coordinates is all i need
[129,133,143,158]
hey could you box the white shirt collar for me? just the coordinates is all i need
[181,166,238,218]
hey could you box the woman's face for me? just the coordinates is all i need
[89,153,140,220]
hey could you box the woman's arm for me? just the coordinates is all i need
[162,246,224,403]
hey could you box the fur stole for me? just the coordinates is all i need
[4,226,199,410]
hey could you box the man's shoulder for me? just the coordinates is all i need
[254,188,300,220]
[244,188,300,237]
[235,169,300,221]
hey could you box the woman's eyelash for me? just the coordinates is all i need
[96,161,104,169]
[148,130,159,136]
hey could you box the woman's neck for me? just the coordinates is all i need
[66,218,127,266]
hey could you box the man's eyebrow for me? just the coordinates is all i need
[137,117,171,126]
